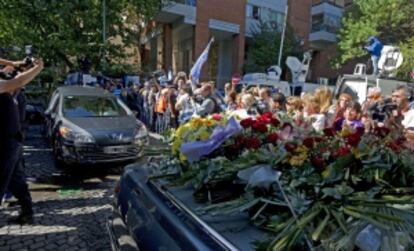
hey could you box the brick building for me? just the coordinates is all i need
[145,0,353,88]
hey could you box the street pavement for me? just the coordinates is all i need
[0,126,162,251]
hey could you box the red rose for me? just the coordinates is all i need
[284,142,297,153]
[270,118,280,127]
[354,127,365,137]
[323,128,336,137]
[247,137,261,149]
[240,118,254,128]
[345,133,361,147]
[303,137,318,148]
[235,135,246,148]
[262,112,273,119]
[257,113,272,124]
[385,141,401,153]
[212,113,222,121]
[330,150,338,160]
[267,133,279,144]
[337,146,351,157]
[311,155,324,169]
[373,127,390,138]
[252,122,268,133]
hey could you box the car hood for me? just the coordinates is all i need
[65,116,137,145]
[66,116,136,130]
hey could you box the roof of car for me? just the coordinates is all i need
[56,86,112,97]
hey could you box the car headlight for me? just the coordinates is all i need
[134,121,148,144]
[59,126,95,144]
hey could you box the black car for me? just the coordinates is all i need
[44,86,148,167]
[107,166,265,251]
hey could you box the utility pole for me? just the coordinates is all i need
[278,5,289,67]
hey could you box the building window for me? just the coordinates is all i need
[246,4,260,20]
[268,10,285,30]
[184,0,196,7]
[312,0,345,8]
[311,13,341,33]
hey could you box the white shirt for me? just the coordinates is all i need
[402,109,414,129]
[305,113,326,132]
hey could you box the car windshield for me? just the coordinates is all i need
[63,95,127,118]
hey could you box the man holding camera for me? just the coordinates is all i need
[0,57,43,224]
[364,36,383,76]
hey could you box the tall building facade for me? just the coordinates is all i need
[146,0,352,87]
[307,0,354,82]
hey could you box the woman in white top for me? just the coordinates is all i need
[302,93,326,132]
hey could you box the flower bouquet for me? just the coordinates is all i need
[154,112,414,251]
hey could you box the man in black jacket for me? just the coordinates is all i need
[0,57,43,224]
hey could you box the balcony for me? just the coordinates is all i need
[309,1,344,48]
[155,0,196,25]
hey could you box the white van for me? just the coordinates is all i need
[334,74,411,103]
[236,73,291,97]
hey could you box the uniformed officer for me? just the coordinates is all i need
[0,57,43,224]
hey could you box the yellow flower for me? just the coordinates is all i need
[172,138,182,155]
[296,145,309,154]
[199,127,210,140]
[204,118,216,127]
[189,117,203,129]
[339,127,352,138]
[352,148,363,159]
[179,153,187,162]
[175,126,184,139]
[289,153,307,166]
[322,168,329,178]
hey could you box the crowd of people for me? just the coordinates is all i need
[102,71,414,146]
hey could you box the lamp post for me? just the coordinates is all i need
[278,5,289,67]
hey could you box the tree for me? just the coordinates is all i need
[0,0,161,76]
[244,21,303,74]
[337,0,414,80]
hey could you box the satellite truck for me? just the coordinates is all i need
[334,45,410,104]
[237,51,333,97]
[238,43,411,101]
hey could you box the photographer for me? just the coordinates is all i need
[0,57,43,224]
[364,36,383,76]
[193,83,219,117]
[390,85,413,128]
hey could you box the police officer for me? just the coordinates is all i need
[0,57,43,224]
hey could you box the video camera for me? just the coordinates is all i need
[0,45,36,80]
[367,98,398,123]
[23,45,35,65]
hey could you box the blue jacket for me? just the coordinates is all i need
[365,36,383,57]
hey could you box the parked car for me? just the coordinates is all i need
[44,86,148,167]
[107,166,266,251]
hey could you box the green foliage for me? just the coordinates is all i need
[0,0,161,73]
[337,0,414,79]
[244,21,303,73]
